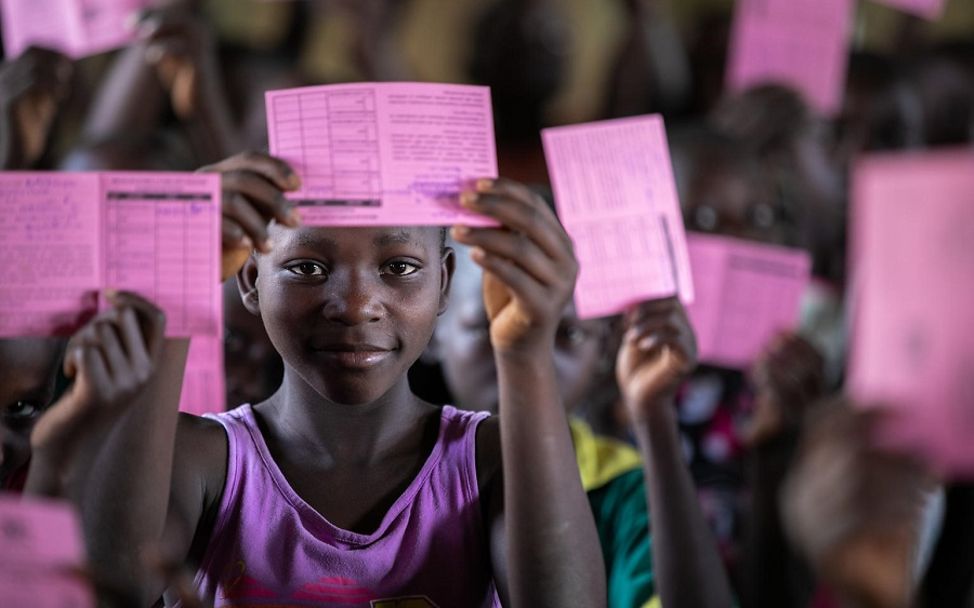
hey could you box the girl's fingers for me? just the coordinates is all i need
[200,151,301,192]
[221,217,252,250]
[109,291,167,361]
[76,344,111,401]
[452,226,561,287]
[115,305,152,372]
[95,318,130,380]
[223,192,272,252]
[460,182,571,260]
[221,169,299,227]
[471,249,545,314]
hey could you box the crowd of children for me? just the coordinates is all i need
[1,1,973,607]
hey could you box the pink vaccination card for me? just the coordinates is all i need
[0,495,93,608]
[726,0,854,115]
[849,149,974,477]
[266,82,498,227]
[0,0,147,59]
[542,114,693,320]
[0,172,221,339]
[685,232,811,370]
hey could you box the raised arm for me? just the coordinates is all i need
[452,178,607,607]
[616,297,735,608]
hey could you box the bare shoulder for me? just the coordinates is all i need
[174,412,228,496]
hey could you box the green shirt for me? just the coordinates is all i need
[572,420,659,608]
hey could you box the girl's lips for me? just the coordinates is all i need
[313,345,395,369]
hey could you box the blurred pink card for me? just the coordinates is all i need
[849,150,974,476]
[685,233,811,369]
[542,115,694,319]
[726,0,854,115]
[0,495,93,608]
[178,334,226,416]
[871,0,945,19]
[266,82,497,227]
[0,172,221,338]
[0,0,147,59]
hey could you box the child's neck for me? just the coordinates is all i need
[257,368,435,467]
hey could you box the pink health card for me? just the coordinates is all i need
[0,172,222,339]
[849,149,974,476]
[266,82,497,227]
[685,232,811,370]
[542,114,694,320]
[872,0,945,19]
[178,333,226,416]
[0,495,93,608]
[0,0,148,59]
[726,0,855,115]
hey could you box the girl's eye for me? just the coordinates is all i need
[383,261,420,276]
[287,262,326,277]
[4,401,41,424]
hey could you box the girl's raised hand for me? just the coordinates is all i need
[451,178,578,353]
[616,297,697,420]
[198,151,302,279]
[30,291,167,453]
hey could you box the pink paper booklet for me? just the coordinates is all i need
[685,232,811,369]
[0,494,93,608]
[726,0,854,115]
[0,0,147,59]
[0,172,221,339]
[848,150,974,476]
[266,82,498,227]
[178,334,226,416]
[541,114,694,320]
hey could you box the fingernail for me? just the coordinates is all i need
[475,179,494,193]
[469,246,486,262]
[638,336,658,350]
[103,288,119,301]
[460,191,479,208]
[240,236,254,250]
[261,239,274,253]
[286,172,301,190]
[451,225,471,239]
[287,209,302,227]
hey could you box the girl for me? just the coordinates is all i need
[74,152,608,607]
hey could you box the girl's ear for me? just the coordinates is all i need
[438,246,456,316]
[236,254,261,317]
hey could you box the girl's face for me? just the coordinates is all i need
[0,339,62,488]
[247,225,452,406]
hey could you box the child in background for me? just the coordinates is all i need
[222,278,283,409]
[434,242,735,608]
[669,123,829,604]
[68,152,608,608]
[0,46,73,169]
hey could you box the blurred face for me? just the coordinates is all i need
[682,164,795,246]
[0,339,62,488]
[249,225,451,406]
[223,278,283,407]
[435,245,606,414]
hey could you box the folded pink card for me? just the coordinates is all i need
[0,494,93,608]
[541,115,694,319]
[266,82,497,227]
[685,233,811,369]
[0,0,147,59]
[178,334,226,416]
[849,150,974,476]
[726,0,854,115]
[871,0,945,19]
[0,172,221,339]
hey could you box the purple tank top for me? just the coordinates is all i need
[190,403,501,608]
